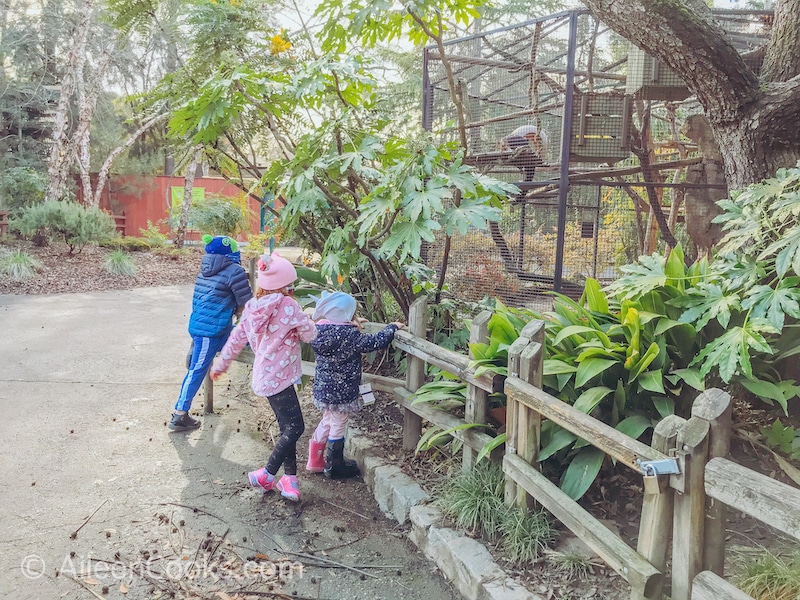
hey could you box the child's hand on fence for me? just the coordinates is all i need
[391,322,406,330]
[352,316,368,329]
[210,362,225,381]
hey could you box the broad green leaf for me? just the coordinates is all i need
[605,254,667,299]
[652,396,675,418]
[538,427,579,461]
[440,197,501,236]
[575,358,617,387]
[740,377,788,414]
[573,386,613,414]
[741,283,800,331]
[476,433,506,462]
[629,342,660,381]
[672,283,740,330]
[637,370,666,395]
[544,359,577,375]
[377,219,440,262]
[561,448,605,500]
[615,415,653,440]
[672,368,705,391]
[554,325,611,348]
[584,278,609,313]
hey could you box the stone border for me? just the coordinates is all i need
[346,429,544,600]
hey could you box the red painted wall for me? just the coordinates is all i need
[97,175,263,240]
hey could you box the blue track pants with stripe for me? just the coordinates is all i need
[174,334,229,412]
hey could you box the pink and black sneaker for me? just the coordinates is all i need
[248,468,275,492]
[276,475,300,502]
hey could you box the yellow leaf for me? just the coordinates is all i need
[119,582,128,594]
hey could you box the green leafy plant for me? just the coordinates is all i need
[188,195,250,238]
[103,249,137,277]
[545,549,594,580]
[760,420,800,461]
[10,200,118,254]
[0,249,42,280]
[139,220,169,247]
[101,236,152,252]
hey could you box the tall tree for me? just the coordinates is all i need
[581,0,800,190]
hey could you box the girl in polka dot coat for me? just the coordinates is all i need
[306,291,405,479]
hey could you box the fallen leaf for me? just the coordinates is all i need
[120,582,128,594]
[83,577,100,585]
[213,479,225,485]
[215,592,235,600]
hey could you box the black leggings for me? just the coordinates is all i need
[265,386,305,476]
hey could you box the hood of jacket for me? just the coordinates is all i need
[200,253,234,277]
[242,293,290,336]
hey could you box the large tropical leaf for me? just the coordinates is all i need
[560,447,605,500]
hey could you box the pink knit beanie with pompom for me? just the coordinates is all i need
[257,252,297,291]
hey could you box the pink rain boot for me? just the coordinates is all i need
[306,439,326,473]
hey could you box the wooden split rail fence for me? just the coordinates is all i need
[205,295,800,600]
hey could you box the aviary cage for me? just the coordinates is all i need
[421,8,772,306]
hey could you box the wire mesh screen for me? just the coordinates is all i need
[426,183,635,308]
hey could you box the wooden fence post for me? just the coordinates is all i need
[504,320,545,507]
[463,311,492,472]
[691,388,732,576]
[203,372,214,414]
[632,414,685,600]
[402,297,427,451]
[671,415,710,600]
[248,256,258,292]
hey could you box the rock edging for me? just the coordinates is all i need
[346,429,544,600]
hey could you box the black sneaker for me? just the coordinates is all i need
[168,413,200,432]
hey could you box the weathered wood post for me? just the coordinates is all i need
[691,389,732,576]
[504,320,545,508]
[670,406,711,600]
[248,256,258,292]
[402,297,427,451]
[463,311,492,472]
[203,372,214,414]
[632,414,686,600]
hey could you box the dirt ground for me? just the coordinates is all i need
[2,240,798,600]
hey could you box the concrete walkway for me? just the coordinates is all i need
[0,286,463,600]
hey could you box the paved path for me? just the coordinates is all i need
[0,286,459,600]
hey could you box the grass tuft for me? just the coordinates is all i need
[501,507,556,564]
[735,546,800,600]
[437,461,507,538]
[0,249,42,280]
[103,249,137,277]
[545,549,593,579]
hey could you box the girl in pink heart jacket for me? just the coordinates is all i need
[211,252,316,502]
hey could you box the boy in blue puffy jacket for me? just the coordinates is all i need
[169,235,252,431]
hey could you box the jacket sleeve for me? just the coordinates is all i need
[229,266,253,307]
[353,324,398,353]
[211,319,249,375]
[296,309,317,343]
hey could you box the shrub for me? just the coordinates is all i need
[139,220,169,247]
[0,249,41,280]
[0,167,47,210]
[103,250,137,277]
[101,236,152,252]
[10,201,118,254]
[189,195,249,237]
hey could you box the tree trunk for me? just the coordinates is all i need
[173,146,203,249]
[45,3,91,203]
[93,114,169,207]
